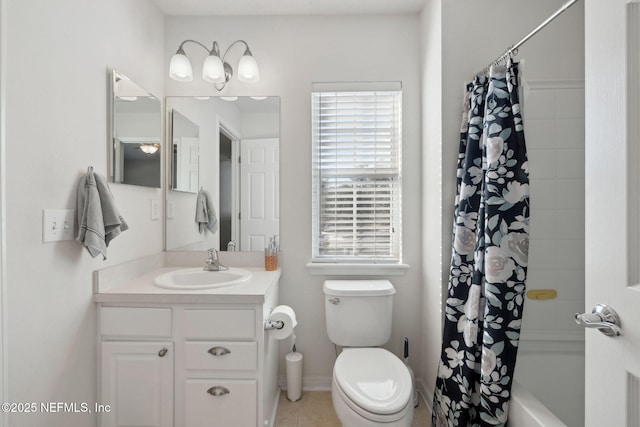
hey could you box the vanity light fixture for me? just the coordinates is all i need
[169,39,260,91]
[138,143,160,155]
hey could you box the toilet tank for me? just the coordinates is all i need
[323,280,396,347]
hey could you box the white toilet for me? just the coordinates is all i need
[323,280,414,427]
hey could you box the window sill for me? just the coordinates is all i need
[305,263,410,276]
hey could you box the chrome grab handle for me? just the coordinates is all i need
[207,386,230,397]
[575,304,623,337]
[208,346,231,356]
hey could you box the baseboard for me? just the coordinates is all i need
[416,377,434,415]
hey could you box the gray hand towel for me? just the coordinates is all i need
[76,168,128,259]
[196,189,218,234]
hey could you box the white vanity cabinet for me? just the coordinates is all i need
[97,279,280,427]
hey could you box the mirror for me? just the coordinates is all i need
[110,70,161,188]
[165,96,280,252]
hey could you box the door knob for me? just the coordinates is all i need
[575,304,622,337]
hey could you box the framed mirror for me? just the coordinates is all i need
[110,70,161,188]
[165,96,280,252]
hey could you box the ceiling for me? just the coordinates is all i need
[151,0,426,16]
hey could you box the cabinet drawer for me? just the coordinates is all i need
[100,307,172,338]
[185,341,257,371]
[183,309,255,340]
[184,379,257,427]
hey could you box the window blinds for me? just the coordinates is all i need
[312,86,402,263]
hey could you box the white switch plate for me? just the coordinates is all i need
[42,209,75,242]
[150,199,160,221]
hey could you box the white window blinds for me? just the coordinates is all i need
[311,84,402,263]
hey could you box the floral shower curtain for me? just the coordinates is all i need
[432,61,530,427]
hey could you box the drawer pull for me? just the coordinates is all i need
[207,386,230,397]
[208,346,231,356]
[158,348,168,358]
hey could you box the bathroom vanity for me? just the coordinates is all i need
[94,253,281,427]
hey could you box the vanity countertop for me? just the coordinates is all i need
[93,252,280,304]
[94,267,280,304]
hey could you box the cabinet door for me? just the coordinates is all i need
[183,379,257,427]
[101,341,173,427]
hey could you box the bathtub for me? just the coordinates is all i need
[508,381,567,427]
[422,379,569,427]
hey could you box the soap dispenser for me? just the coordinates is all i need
[265,236,278,271]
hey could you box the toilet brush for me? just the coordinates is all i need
[403,338,419,407]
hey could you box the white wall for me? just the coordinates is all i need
[5,0,164,425]
[165,14,424,388]
[419,0,443,406]
[420,0,585,416]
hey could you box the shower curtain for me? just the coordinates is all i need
[432,61,530,427]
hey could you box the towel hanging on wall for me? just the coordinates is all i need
[76,166,129,259]
[195,188,218,234]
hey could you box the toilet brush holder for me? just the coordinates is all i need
[285,351,303,402]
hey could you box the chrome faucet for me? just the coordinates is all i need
[204,248,229,271]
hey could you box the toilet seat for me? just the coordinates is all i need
[333,347,412,420]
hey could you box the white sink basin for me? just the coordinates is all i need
[154,267,252,290]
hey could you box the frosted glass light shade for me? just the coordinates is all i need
[237,54,260,83]
[139,143,160,155]
[202,55,225,83]
[169,53,193,82]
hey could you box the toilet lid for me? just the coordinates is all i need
[334,348,412,415]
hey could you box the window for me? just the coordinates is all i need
[311,82,402,263]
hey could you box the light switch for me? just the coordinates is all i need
[42,209,75,242]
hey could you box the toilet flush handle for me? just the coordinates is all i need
[328,297,340,305]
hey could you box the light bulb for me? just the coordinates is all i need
[237,53,260,83]
[169,50,193,82]
[202,54,225,83]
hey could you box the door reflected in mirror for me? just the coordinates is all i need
[110,70,161,188]
[171,110,199,193]
[165,96,280,252]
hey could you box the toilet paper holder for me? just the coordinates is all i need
[264,320,284,330]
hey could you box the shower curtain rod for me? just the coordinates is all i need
[479,0,581,75]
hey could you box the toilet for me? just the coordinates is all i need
[323,280,414,427]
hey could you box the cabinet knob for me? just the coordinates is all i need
[158,348,168,358]
[208,346,231,356]
[207,386,230,397]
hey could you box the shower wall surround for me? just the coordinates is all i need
[514,80,585,427]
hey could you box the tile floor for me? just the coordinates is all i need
[274,390,431,426]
